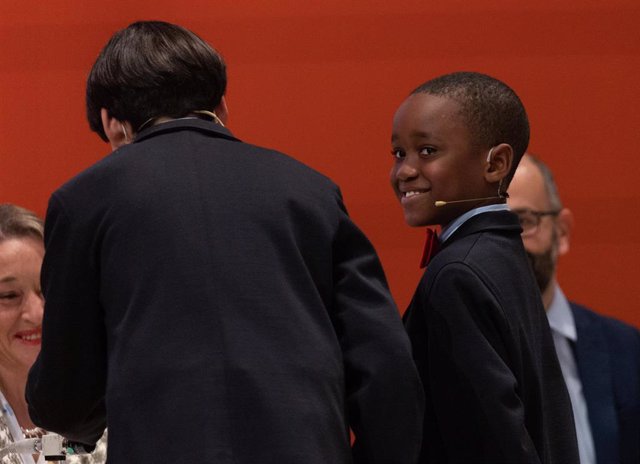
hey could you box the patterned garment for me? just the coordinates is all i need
[0,413,22,464]
[0,408,107,464]
[66,430,107,464]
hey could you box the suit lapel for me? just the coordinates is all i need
[572,304,619,464]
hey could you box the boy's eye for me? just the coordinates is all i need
[419,147,436,156]
[391,149,405,159]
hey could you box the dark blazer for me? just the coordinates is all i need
[26,119,424,464]
[570,302,640,464]
[404,210,579,464]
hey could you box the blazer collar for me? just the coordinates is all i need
[440,204,510,243]
[133,118,241,144]
[443,209,521,247]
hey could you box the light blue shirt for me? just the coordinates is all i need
[439,203,510,243]
[547,286,595,464]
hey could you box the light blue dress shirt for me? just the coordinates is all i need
[547,285,595,464]
[439,203,510,243]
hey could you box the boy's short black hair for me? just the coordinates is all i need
[86,21,227,141]
[412,71,529,186]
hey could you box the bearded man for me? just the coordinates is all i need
[508,153,640,464]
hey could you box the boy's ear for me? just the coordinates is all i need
[483,143,513,184]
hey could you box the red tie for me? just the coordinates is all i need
[419,228,440,269]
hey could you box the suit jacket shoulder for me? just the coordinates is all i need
[570,302,640,464]
[572,302,640,344]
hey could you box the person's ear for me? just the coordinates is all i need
[556,207,573,256]
[483,143,513,184]
[214,96,228,125]
[101,108,133,151]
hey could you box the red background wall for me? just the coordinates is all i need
[1,0,639,328]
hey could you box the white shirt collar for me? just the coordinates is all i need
[547,285,577,342]
[439,203,510,243]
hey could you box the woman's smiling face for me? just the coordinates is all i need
[0,237,44,375]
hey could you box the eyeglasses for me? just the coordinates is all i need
[512,208,560,236]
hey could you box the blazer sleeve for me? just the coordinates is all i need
[26,193,107,446]
[330,193,424,464]
[425,262,541,464]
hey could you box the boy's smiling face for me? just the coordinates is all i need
[390,92,492,227]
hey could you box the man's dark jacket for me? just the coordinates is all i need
[27,119,423,463]
[570,302,640,464]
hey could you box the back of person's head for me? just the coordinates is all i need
[86,20,227,142]
[522,153,563,211]
[411,71,529,187]
[0,204,44,242]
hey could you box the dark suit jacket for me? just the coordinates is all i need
[26,119,424,463]
[404,210,579,464]
[570,302,640,464]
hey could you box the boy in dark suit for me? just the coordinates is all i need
[391,71,579,463]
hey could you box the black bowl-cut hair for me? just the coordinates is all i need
[86,21,227,141]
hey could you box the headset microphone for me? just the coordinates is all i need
[434,196,503,207]
[434,147,508,207]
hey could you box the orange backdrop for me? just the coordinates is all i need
[1,0,639,328]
